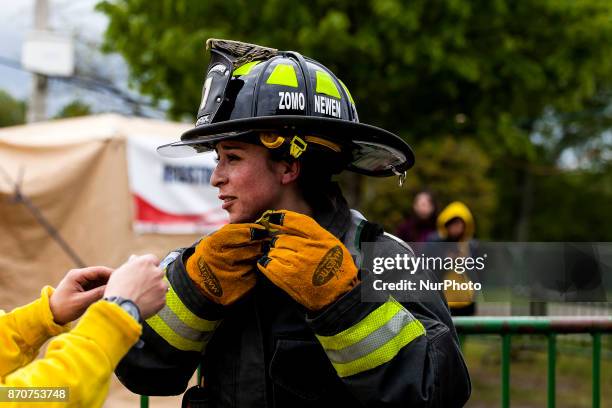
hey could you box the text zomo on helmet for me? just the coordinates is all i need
[157,39,415,178]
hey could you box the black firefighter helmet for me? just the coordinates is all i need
[158,39,415,178]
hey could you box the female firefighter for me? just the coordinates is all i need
[116,39,471,407]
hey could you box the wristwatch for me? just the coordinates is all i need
[103,296,143,324]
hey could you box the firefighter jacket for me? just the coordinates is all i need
[116,192,471,407]
[0,286,142,407]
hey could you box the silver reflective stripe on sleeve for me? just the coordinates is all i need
[316,296,425,377]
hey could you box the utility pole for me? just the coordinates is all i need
[27,0,49,123]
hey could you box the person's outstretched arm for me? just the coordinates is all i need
[0,266,112,376]
[0,255,167,408]
[1,299,141,407]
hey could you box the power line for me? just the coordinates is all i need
[0,55,23,71]
[0,54,167,117]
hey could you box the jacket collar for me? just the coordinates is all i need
[312,183,351,240]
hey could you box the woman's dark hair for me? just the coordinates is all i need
[268,143,350,212]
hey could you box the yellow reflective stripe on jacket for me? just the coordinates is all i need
[146,315,208,352]
[164,279,219,332]
[316,297,425,377]
[146,278,220,352]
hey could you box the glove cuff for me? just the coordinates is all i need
[168,247,225,321]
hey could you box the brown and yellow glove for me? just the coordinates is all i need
[256,210,359,311]
[186,223,269,305]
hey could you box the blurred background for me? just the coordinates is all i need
[0,1,611,407]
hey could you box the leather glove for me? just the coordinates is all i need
[186,223,269,305]
[256,210,359,311]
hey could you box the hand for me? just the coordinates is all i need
[186,223,269,305]
[49,266,113,325]
[104,254,167,319]
[256,210,359,311]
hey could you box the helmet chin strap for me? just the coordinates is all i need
[259,132,342,160]
[258,133,308,159]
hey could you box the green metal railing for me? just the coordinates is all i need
[139,316,611,408]
[453,316,612,408]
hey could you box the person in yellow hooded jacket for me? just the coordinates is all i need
[0,254,167,407]
[427,201,479,316]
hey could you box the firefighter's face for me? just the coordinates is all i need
[211,141,287,223]
[446,218,466,241]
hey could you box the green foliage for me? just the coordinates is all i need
[97,0,612,139]
[0,90,25,127]
[529,164,612,241]
[360,136,496,237]
[97,0,612,240]
[54,100,92,119]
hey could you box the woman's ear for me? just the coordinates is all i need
[279,160,301,185]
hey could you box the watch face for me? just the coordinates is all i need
[107,298,141,323]
[122,302,141,322]
[121,301,139,316]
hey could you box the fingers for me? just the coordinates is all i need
[214,223,270,245]
[73,266,114,285]
[255,210,285,226]
[126,253,159,264]
[265,234,305,253]
[79,284,107,305]
[138,253,160,266]
[256,210,320,238]
[258,250,295,269]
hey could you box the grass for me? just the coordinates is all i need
[462,335,612,408]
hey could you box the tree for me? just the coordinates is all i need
[97,0,612,138]
[0,90,25,127]
[358,136,496,237]
[97,0,612,240]
[54,100,92,119]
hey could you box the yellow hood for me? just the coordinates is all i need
[437,201,475,241]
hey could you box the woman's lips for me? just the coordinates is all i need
[220,196,237,210]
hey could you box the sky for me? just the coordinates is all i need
[0,0,163,118]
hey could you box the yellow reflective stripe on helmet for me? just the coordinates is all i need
[266,63,298,87]
[164,278,219,332]
[315,70,341,99]
[316,296,425,377]
[338,79,355,105]
[233,60,261,76]
[146,314,206,352]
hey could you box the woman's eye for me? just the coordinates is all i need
[227,154,240,161]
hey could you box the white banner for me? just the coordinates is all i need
[126,136,227,234]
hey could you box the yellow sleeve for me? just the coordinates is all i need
[0,286,70,377]
[1,301,142,408]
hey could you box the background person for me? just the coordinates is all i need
[428,201,479,316]
[0,254,167,408]
[396,189,438,243]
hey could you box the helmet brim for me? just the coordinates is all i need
[157,116,414,177]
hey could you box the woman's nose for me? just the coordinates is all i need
[210,163,225,187]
